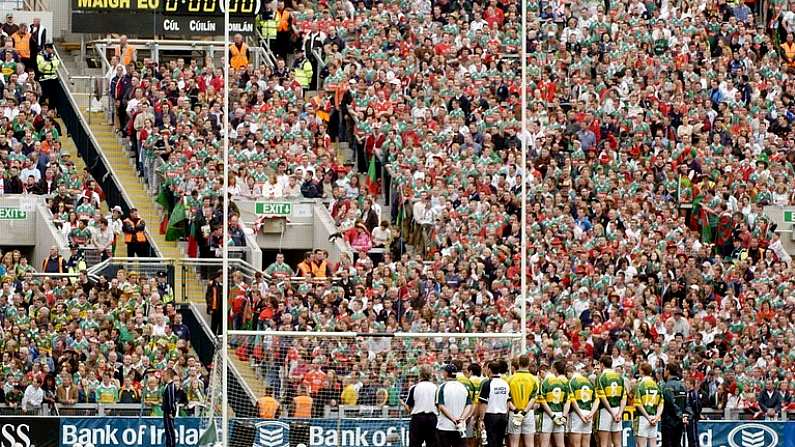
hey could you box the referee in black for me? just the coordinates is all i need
[406,364,439,447]
[162,369,178,447]
[479,360,510,447]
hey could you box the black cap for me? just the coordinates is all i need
[442,364,457,374]
[157,271,167,278]
[44,43,53,50]
[69,243,78,250]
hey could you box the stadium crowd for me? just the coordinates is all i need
[223,0,795,433]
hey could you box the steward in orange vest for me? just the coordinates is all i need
[229,34,249,70]
[122,208,148,257]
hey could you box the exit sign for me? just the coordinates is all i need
[785,210,795,223]
[255,202,292,216]
[0,208,27,220]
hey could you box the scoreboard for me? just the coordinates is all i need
[71,0,261,35]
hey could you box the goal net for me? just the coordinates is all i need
[224,331,523,447]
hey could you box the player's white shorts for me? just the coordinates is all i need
[568,411,593,434]
[541,411,565,433]
[597,408,622,432]
[636,416,658,439]
[507,410,535,435]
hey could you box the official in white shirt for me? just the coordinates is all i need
[479,360,510,447]
[406,364,438,447]
[436,364,473,447]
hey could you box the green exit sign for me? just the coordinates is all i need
[785,210,795,223]
[255,202,292,216]
[0,208,27,220]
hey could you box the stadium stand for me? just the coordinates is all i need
[222,0,795,433]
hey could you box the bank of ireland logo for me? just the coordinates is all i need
[254,421,290,447]
[727,423,778,447]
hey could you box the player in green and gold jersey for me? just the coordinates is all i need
[634,363,664,447]
[567,366,598,447]
[507,355,539,447]
[595,355,627,447]
[538,360,569,447]
[457,362,485,447]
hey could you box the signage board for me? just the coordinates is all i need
[71,0,258,35]
[0,207,27,220]
[255,202,292,216]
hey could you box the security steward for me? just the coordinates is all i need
[36,43,59,108]
[405,364,439,447]
[661,363,690,447]
[122,208,148,257]
[229,33,249,70]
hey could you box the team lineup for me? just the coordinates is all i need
[404,355,689,447]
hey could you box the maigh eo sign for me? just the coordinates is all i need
[0,208,27,220]
[255,202,292,216]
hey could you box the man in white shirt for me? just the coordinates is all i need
[406,364,438,447]
[22,378,44,414]
[437,364,473,447]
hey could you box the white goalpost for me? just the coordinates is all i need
[223,330,524,447]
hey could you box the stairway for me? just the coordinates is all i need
[228,347,267,399]
[80,109,207,303]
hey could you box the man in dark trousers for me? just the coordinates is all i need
[405,364,438,447]
[122,208,148,257]
[205,272,222,335]
[661,363,690,447]
[685,376,703,447]
[161,369,178,447]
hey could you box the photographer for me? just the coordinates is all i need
[36,42,58,109]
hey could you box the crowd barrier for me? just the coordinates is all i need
[9,416,793,447]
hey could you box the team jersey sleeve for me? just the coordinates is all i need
[537,378,547,404]
[406,385,416,407]
[595,373,607,400]
[478,379,490,403]
[436,384,445,406]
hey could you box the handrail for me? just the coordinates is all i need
[54,74,163,257]
[90,38,226,46]
[52,43,70,80]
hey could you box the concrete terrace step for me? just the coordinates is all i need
[228,347,267,400]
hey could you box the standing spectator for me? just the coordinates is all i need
[122,208,148,257]
[273,1,294,61]
[21,378,43,415]
[95,372,119,404]
[0,13,17,45]
[56,374,78,406]
[436,364,472,447]
[757,380,782,420]
[91,217,115,260]
[10,24,31,73]
[406,364,438,447]
[29,17,46,73]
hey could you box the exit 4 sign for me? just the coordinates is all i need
[785,210,795,223]
[255,202,292,216]
[0,208,27,220]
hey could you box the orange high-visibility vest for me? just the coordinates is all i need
[115,45,135,66]
[229,43,249,69]
[783,43,795,66]
[276,9,290,32]
[123,218,147,244]
[12,32,30,58]
[257,396,279,418]
[293,395,312,418]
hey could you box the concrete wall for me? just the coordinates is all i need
[235,198,351,265]
[0,196,68,267]
[763,206,795,255]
